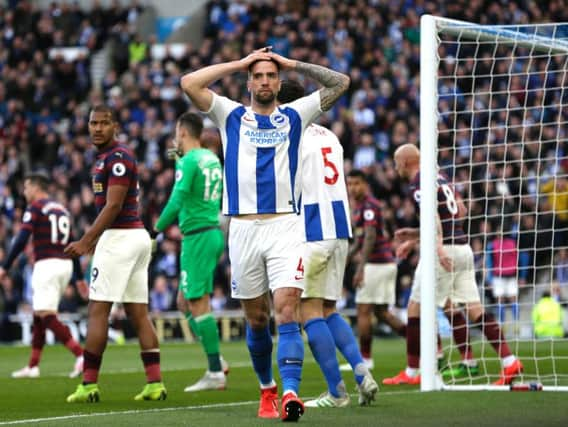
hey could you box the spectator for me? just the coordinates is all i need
[532,291,564,338]
[486,229,520,324]
[150,274,173,313]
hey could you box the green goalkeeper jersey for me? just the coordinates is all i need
[155,148,222,234]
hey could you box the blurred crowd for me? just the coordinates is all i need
[1,0,567,340]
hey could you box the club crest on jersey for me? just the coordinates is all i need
[363,209,375,221]
[231,279,239,295]
[413,190,421,203]
[112,162,126,176]
[175,169,183,181]
[22,211,32,223]
[270,113,288,128]
[242,113,256,123]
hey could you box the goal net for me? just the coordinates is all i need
[420,15,568,391]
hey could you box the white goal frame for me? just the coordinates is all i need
[419,14,568,392]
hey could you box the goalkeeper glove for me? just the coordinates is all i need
[167,147,181,161]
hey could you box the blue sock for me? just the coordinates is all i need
[304,318,343,397]
[326,312,365,385]
[498,304,506,324]
[277,322,304,394]
[511,303,519,322]
[246,324,273,386]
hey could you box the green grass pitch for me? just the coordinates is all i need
[0,339,567,426]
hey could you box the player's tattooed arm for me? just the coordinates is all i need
[295,62,350,111]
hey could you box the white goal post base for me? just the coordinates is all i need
[443,385,568,392]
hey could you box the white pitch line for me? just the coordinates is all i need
[0,400,257,425]
[0,390,419,425]
[48,361,257,377]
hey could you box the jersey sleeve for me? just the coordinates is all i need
[106,149,135,187]
[286,91,322,129]
[362,202,378,228]
[156,156,197,231]
[20,205,35,232]
[205,92,242,128]
[172,156,196,195]
[3,207,33,269]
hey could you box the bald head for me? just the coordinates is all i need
[394,143,420,180]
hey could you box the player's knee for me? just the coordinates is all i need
[273,289,301,322]
[276,307,296,324]
[187,296,210,317]
[245,308,271,329]
[374,304,388,319]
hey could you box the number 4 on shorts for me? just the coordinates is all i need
[294,257,304,281]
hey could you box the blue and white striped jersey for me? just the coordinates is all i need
[206,91,322,215]
[300,124,352,242]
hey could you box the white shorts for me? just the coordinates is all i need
[32,258,73,311]
[492,276,518,298]
[301,239,348,300]
[447,245,481,304]
[411,244,479,307]
[229,214,304,299]
[355,262,397,305]
[89,228,152,303]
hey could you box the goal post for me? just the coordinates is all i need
[419,15,568,392]
[419,14,441,392]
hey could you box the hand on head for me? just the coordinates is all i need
[240,50,272,70]
[267,51,296,71]
[240,47,296,72]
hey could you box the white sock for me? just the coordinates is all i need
[502,355,517,368]
[260,380,276,389]
[462,359,478,367]
[405,367,419,377]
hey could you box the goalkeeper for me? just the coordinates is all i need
[154,112,227,392]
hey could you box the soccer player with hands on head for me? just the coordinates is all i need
[0,173,85,380]
[180,47,349,421]
[65,105,166,403]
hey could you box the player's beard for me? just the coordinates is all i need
[253,90,276,105]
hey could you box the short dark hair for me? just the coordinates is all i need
[248,58,281,74]
[277,79,305,104]
[25,172,50,191]
[347,169,367,182]
[177,112,203,139]
[90,104,117,122]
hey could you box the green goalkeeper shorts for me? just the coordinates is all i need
[179,227,224,300]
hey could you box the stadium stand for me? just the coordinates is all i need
[1,0,567,342]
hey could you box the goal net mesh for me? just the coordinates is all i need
[433,20,568,389]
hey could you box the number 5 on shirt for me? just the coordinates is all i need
[321,147,339,185]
